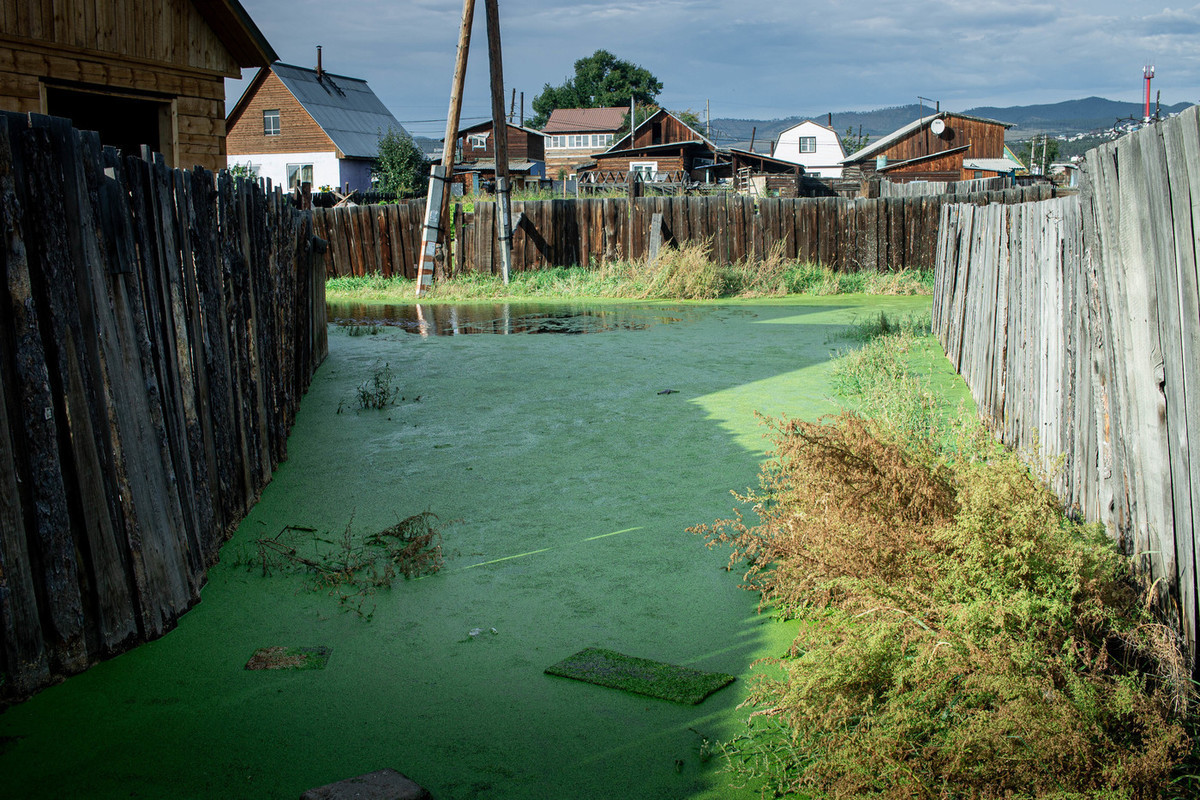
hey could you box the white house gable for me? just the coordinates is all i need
[772,121,845,178]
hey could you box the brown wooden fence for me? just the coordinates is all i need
[316,186,1059,279]
[0,112,327,702]
[932,104,1200,668]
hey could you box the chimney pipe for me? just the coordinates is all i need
[317,45,323,78]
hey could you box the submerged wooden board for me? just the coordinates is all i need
[545,647,735,705]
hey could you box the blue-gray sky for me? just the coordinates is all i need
[227,0,1200,139]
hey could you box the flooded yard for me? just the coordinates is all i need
[0,295,940,799]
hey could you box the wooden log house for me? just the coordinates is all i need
[842,111,1017,184]
[580,108,716,186]
[452,119,546,192]
[0,0,276,171]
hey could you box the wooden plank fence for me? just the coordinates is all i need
[0,112,327,702]
[932,104,1200,668]
[317,186,1058,278]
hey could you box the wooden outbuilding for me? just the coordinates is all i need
[841,111,1015,184]
[0,0,276,171]
[580,108,716,186]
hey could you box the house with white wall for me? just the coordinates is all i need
[225,51,409,192]
[771,120,845,178]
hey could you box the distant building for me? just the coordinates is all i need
[0,0,275,171]
[842,112,1014,183]
[452,119,546,192]
[582,108,716,185]
[541,107,628,178]
[772,120,846,178]
[226,52,409,193]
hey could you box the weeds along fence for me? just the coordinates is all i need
[933,104,1200,667]
[0,112,328,702]
[314,187,1059,279]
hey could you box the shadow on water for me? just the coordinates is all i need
[0,296,937,800]
[328,301,713,336]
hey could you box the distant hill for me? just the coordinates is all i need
[709,97,1197,150]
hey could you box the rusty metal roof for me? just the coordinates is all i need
[542,107,628,133]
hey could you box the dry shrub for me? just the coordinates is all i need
[693,413,1193,799]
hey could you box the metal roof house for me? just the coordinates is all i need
[226,52,410,193]
[841,111,1014,184]
[772,120,847,178]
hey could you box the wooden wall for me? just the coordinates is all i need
[883,116,1007,162]
[0,111,327,703]
[226,69,334,158]
[932,104,1200,668]
[455,123,545,164]
[314,186,1058,279]
[0,0,248,171]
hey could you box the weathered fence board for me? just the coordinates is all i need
[0,112,327,703]
[932,104,1200,669]
[317,187,1059,279]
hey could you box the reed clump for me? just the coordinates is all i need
[692,324,1195,799]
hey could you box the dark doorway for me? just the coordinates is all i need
[45,86,171,161]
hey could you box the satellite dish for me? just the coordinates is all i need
[930,119,946,135]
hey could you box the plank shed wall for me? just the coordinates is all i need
[630,113,698,148]
[881,116,1007,163]
[226,70,335,157]
[0,0,245,171]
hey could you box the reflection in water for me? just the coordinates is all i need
[328,302,693,336]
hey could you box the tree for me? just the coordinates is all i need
[840,126,870,155]
[530,49,662,129]
[1017,135,1060,174]
[373,128,428,197]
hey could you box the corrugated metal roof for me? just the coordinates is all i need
[272,62,408,159]
[542,107,628,133]
[963,157,1023,173]
[842,111,1013,164]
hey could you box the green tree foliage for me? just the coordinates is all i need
[373,128,428,197]
[840,126,870,155]
[1017,135,1061,173]
[530,49,663,129]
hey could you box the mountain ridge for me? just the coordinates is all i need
[708,96,1196,147]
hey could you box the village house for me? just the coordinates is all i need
[0,0,275,171]
[541,106,627,178]
[452,119,546,193]
[225,49,409,193]
[580,108,717,186]
[771,120,846,178]
[841,111,1016,183]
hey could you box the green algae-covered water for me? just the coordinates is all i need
[0,296,956,800]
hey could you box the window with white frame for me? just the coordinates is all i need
[263,109,280,136]
[469,133,488,150]
[629,161,658,180]
[798,136,817,153]
[286,163,313,189]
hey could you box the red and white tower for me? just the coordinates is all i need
[1143,65,1155,122]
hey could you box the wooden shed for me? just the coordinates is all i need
[841,112,1014,184]
[0,0,276,171]
[581,108,716,185]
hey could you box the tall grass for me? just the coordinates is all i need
[325,241,934,303]
[692,317,1198,798]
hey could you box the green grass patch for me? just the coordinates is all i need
[325,241,934,304]
[545,647,736,705]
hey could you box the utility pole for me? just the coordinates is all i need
[706,98,710,139]
[418,0,475,297]
[485,0,513,284]
[508,88,516,123]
